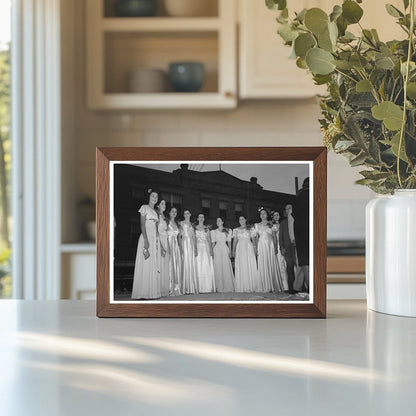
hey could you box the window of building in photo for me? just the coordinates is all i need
[201,198,211,218]
[234,202,243,220]
[219,200,228,220]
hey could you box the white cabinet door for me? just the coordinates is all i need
[61,253,96,300]
[238,0,403,99]
[239,0,325,99]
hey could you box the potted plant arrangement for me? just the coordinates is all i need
[266,0,416,316]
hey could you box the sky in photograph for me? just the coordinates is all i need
[133,163,310,195]
[0,0,11,49]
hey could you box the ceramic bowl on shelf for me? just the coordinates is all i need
[164,0,217,17]
[128,68,167,93]
[114,0,158,17]
[168,62,205,92]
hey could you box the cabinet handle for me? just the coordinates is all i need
[224,91,234,99]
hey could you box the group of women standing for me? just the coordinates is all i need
[131,189,289,300]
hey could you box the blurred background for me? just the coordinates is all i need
[0,0,403,300]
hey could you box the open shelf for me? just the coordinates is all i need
[101,17,221,31]
[103,0,219,18]
[87,0,236,109]
[104,31,218,94]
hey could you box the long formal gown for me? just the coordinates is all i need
[180,222,198,294]
[158,216,170,297]
[211,229,234,292]
[272,223,289,291]
[167,222,181,296]
[255,223,284,292]
[195,228,216,293]
[233,227,258,292]
[131,205,161,299]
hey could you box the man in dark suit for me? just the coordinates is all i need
[279,203,296,294]
[294,178,310,292]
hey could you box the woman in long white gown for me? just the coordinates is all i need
[211,218,234,292]
[254,208,285,293]
[195,213,216,293]
[232,215,258,292]
[131,189,161,299]
[179,210,199,294]
[157,199,170,297]
[271,211,289,292]
[167,207,181,296]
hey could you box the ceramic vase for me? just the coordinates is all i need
[114,0,157,17]
[366,190,416,317]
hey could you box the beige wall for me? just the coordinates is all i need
[61,0,374,243]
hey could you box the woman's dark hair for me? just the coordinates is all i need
[156,199,168,223]
[194,212,206,227]
[167,206,179,227]
[181,209,196,228]
[143,187,159,203]
[238,214,251,230]
[271,210,281,223]
[258,207,270,219]
[216,217,230,234]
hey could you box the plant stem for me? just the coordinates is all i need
[334,68,358,84]
[397,0,415,188]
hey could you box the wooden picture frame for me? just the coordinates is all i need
[96,147,327,318]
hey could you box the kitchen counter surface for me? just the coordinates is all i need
[0,300,415,415]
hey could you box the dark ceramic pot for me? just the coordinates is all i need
[114,0,157,17]
[168,62,205,92]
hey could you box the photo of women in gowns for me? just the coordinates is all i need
[131,189,161,299]
[167,207,181,296]
[157,199,170,297]
[254,209,285,293]
[195,214,216,293]
[232,215,258,292]
[271,211,289,292]
[211,218,234,292]
[179,210,199,294]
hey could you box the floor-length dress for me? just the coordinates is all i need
[195,228,216,293]
[255,223,284,292]
[131,205,161,299]
[233,227,258,292]
[167,222,181,296]
[180,222,198,294]
[272,223,289,291]
[158,216,170,297]
[211,229,234,292]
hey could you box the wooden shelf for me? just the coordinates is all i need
[89,92,235,110]
[101,17,221,32]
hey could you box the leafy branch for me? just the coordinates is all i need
[266,0,416,193]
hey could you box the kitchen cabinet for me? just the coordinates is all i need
[238,0,325,99]
[86,0,237,109]
[238,0,404,99]
[61,244,96,300]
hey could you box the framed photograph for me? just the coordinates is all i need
[96,147,327,318]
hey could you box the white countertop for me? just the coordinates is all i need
[0,300,415,415]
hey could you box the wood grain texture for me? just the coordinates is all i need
[96,147,327,318]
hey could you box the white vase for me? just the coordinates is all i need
[366,189,416,317]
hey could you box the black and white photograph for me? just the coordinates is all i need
[110,161,312,303]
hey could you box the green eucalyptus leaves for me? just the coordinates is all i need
[267,0,416,193]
